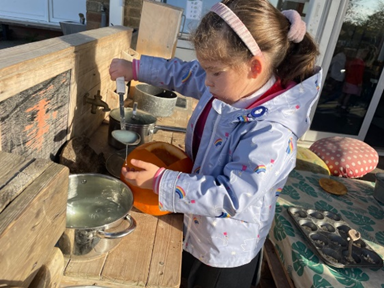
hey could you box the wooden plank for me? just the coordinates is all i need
[0,161,69,287]
[29,247,65,288]
[61,211,184,288]
[0,152,31,190]
[0,71,70,159]
[0,152,52,213]
[0,26,133,152]
[147,213,183,288]
[64,255,107,280]
[263,238,295,288]
[0,42,74,102]
[136,0,183,59]
[59,277,139,288]
[129,0,183,98]
[102,211,158,285]
[63,211,159,286]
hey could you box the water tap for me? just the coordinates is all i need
[84,90,111,114]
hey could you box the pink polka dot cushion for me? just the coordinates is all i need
[309,137,378,178]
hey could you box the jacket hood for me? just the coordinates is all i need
[212,67,322,138]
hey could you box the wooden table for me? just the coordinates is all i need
[269,170,384,288]
[61,210,183,288]
[60,96,196,287]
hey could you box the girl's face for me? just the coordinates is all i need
[198,58,262,105]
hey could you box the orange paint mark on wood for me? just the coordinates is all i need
[37,84,54,96]
[24,99,52,151]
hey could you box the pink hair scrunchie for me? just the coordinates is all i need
[281,10,306,43]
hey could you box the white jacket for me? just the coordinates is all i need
[137,55,322,267]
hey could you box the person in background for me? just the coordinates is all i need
[109,0,321,287]
[321,47,346,104]
[337,47,369,113]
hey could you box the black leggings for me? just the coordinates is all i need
[181,250,261,288]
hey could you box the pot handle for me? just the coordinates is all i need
[96,214,137,239]
[153,125,187,134]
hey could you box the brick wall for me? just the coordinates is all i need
[124,0,143,28]
[86,0,144,30]
[86,0,111,30]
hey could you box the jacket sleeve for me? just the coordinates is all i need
[157,122,297,222]
[137,55,208,100]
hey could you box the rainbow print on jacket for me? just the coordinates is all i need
[217,212,230,218]
[254,165,266,174]
[237,115,251,122]
[214,138,223,146]
[175,186,186,199]
[286,138,294,154]
[275,188,282,197]
[181,70,192,83]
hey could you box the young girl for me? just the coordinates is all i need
[109,0,321,287]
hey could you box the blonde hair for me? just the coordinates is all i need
[190,0,319,86]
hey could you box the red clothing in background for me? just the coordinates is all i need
[344,58,365,86]
[343,58,365,96]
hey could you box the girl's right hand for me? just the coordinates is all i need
[109,58,133,81]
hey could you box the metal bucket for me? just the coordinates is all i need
[134,83,177,117]
[57,174,136,259]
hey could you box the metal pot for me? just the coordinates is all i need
[58,174,136,259]
[108,107,186,149]
[134,83,177,117]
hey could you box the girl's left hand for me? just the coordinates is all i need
[121,159,160,190]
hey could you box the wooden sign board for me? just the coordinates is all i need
[129,0,183,98]
[136,0,183,58]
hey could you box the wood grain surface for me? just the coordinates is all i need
[61,211,183,288]
[0,71,70,159]
[0,151,69,287]
[0,26,133,158]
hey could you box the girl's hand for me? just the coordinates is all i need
[121,159,160,190]
[109,58,133,81]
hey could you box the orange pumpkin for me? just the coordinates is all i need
[120,141,193,216]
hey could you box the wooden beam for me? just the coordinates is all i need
[263,239,295,288]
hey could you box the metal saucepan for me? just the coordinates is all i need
[57,173,136,259]
[108,107,186,149]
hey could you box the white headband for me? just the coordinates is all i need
[210,3,307,56]
[210,2,262,57]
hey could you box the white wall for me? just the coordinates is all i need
[0,0,86,25]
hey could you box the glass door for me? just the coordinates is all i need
[300,0,384,154]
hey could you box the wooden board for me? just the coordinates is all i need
[263,239,295,288]
[147,213,183,288]
[0,154,52,213]
[0,26,133,156]
[136,0,183,59]
[129,0,183,99]
[0,151,69,287]
[61,211,184,288]
[0,71,70,159]
[29,247,65,288]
